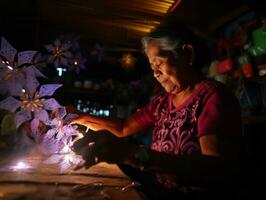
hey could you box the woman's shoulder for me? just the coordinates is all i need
[200,78,239,104]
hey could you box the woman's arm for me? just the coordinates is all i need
[71,114,146,138]
[137,147,241,186]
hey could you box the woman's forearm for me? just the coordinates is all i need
[78,114,144,138]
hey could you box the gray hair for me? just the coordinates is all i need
[141,36,181,53]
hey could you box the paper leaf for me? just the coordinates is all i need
[30,118,40,134]
[39,84,62,98]
[9,74,26,96]
[25,76,40,96]
[25,65,46,78]
[43,154,64,164]
[34,109,49,123]
[49,118,59,127]
[0,96,21,112]
[54,39,61,47]
[17,51,37,66]
[43,98,62,110]
[44,44,54,52]
[15,109,32,128]
[39,133,63,155]
[61,43,71,51]
[54,58,60,67]
[60,57,68,66]
[59,161,71,173]
[0,37,17,62]
[57,107,67,119]
[44,128,57,139]
[63,51,73,58]
[64,113,78,124]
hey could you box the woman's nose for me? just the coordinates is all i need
[153,69,162,79]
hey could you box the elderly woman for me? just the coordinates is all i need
[72,23,244,199]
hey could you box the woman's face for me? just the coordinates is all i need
[146,41,189,94]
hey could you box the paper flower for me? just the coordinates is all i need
[31,52,48,71]
[0,37,44,96]
[41,107,84,172]
[43,145,84,173]
[0,84,62,128]
[45,39,73,67]
[69,52,87,74]
[59,33,81,51]
[91,44,107,62]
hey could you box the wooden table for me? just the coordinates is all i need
[0,154,146,200]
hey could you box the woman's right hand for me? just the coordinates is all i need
[71,115,104,132]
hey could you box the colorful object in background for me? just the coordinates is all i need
[248,17,266,57]
[217,58,234,74]
[238,54,253,78]
[45,39,73,67]
[120,53,136,71]
[0,37,45,96]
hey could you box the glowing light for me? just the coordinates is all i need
[61,144,71,154]
[11,161,31,171]
[21,89,26,93]
[56,67,67,77]
[85,127,89,133]
[74,61,78,65]
[7,65,13,70]
[64,154,74,163]
[120,53,136,70]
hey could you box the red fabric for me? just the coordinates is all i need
[133,79,242,189]
[134,79,242,150]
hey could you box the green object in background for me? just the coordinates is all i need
[238,54,250,65]
[0,113,16,136]
[249,28,266,56]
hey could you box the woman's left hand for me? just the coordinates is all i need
[72,131,138,169]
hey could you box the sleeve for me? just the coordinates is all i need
[132,94,163,128]
[198,90,242,138]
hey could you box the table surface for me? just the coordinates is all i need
[0,154,146,200]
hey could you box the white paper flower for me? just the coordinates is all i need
[0,37,44,96]
[0,84,62,128]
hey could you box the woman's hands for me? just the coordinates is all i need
[71,115,104,132]
[72,130,139,169]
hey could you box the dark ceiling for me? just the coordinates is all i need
[0,0,264,52]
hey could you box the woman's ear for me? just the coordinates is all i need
[182,44,195,66]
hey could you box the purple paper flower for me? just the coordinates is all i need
[59,33,81,51]
[41,107,84,172]
[43,147,84,173]
[45,39,73,67]
[0,37,44,96]
[31,52,48,71]
[69,52,87,74]
[91,44,107,62]
[0,84,63,128]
